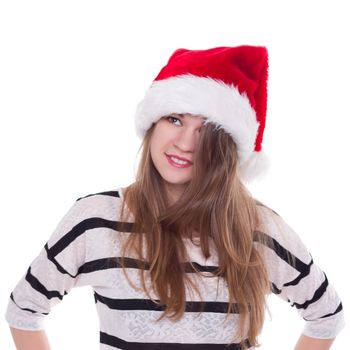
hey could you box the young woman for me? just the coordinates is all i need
[5,46,345,350]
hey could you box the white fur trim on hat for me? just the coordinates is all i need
[239,149,271,183]
[134,74,259,165]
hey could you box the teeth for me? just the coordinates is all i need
[170,156,189,165]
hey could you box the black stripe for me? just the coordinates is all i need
[183,261,220,274]
[267,260,313,294]
[320,302,343,319]
[304,302,343,321]
[100,331,251,349]
[25,266,67,301]
[254,231,310,273]
[77,257,147,275]
[10,292,49,315]
[77,257,220,276]
[291,273,328,309]
[270,283,281,295]
[45,243,75,277]
[76,190,121,201]
[23,257,223,304]
[320,303,343,318]
[283,258,314,287]
[47,218,134,260]
[94,291,241,314]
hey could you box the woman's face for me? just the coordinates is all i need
[150,113,205,201]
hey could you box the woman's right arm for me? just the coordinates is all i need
[10,327,51,350]
[5,196,92,347]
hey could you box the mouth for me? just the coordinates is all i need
[165,154,193,168]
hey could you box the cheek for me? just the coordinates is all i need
[152,125,171,149]
[150,132,165,159]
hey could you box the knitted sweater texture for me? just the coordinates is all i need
[5,187,345,349]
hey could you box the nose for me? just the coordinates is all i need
[173,127,200,153]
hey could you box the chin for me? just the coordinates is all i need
[162,175,190,185]
[165,180,190,186]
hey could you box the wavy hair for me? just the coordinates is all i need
[118,117,275,348]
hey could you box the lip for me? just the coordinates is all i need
[166,154,193,168]
[166,154,193,164]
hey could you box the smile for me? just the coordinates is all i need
[166,155,192,168]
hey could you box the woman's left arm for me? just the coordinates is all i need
[294,334,334,350]
[256,206,345,346]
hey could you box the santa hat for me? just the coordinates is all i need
[134,45,271,183]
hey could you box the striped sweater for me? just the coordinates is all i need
[5,187,345,349]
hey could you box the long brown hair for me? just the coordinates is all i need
[118,118,274,348]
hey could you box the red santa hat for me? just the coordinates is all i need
[134,45,271,182]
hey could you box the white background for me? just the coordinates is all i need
[0,0,349,349]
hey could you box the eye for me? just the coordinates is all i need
[166,116,181,126]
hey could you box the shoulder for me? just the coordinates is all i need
[72,187,126,220]
[255,202,295,242]
[45,187,126,246]
[255,203,284,233]
[76,188,123,203]
[254,203,311,264]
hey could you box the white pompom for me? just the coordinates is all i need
[239,150,271,183]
